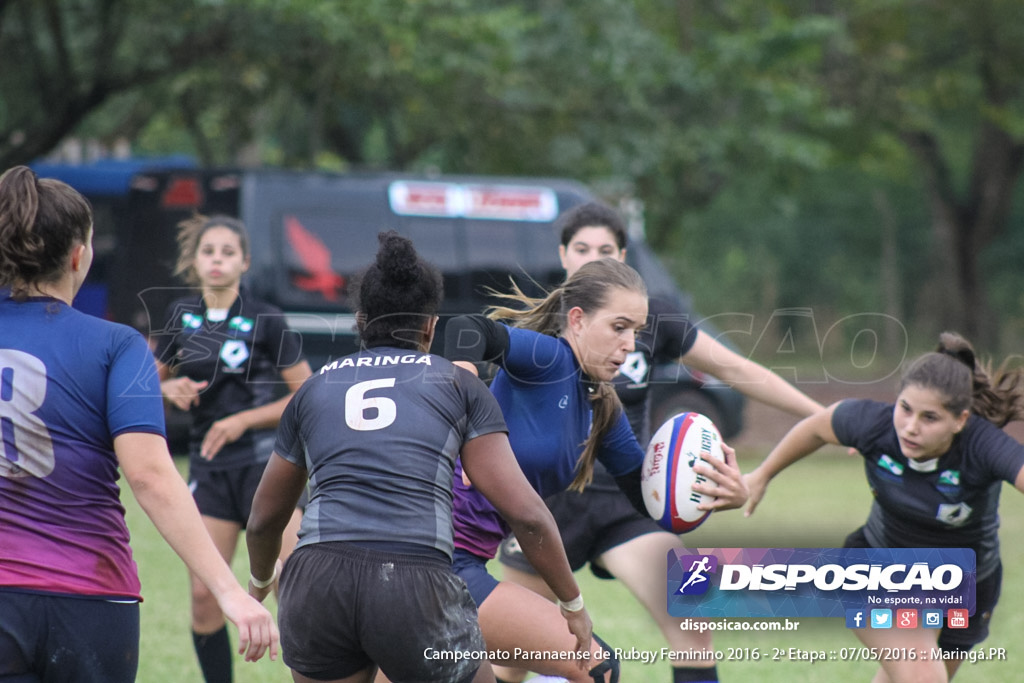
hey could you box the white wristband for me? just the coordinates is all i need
[558,594,585,612]
[250,564,278,589]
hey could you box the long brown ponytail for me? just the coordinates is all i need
[901,331,1024,428]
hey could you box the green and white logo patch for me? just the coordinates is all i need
[878,454,904,476]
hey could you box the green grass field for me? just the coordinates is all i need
[125,449,1024,682]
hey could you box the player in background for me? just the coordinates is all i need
[0,165,278,682]
[153,214,311,683]
[494,202,822,683]
[745,331,1024,682]
[246,231,591,683]
[440,257,749,682]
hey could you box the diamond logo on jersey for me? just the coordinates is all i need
[938,470,960,486]
[877,454,904,476]
[618,351,648,385]
[220,340,250,369]
[228,316,254,333]
[181,312,203,330]
[936,502,973,526]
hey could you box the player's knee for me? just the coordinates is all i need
[589,633,619,683]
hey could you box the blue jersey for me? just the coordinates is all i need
[0,294,165,600]
[833,399,1024,579]
[453,326,644,558]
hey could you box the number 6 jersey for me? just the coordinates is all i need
[274,347,507,559]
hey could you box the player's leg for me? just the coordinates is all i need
[938,561,1001,681]
[479,581,616,683]
[492,537,558,683]
[190,514,241,683]
[597,531,719,682]
[852,625,945,683]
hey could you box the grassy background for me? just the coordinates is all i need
[125,450,1024,682]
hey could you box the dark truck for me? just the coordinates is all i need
[108,168,744,440]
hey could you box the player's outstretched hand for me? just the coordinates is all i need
[162,376,208,412]
[692,442,749,511]
[219,588,280,663]
[742,468,769,517]
[201,414,247,460]
[559,605,594,670]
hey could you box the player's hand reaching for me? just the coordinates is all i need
[692,442,749,511]
[217,587,280,662]
[201,414,247,460]
[161,376,208,412]
[742,467,770,517]
[559,604,594,670]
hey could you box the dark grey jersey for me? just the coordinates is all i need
[275,347,508,558]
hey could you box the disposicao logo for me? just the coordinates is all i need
[667,548,976,619]
[675,555,718,596]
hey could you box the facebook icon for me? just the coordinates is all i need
[846,609,866,629]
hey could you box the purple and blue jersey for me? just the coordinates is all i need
[452,326,644,559]
[0,294,165,601]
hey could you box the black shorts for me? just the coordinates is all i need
[843,526,1002,651]
[0,591,139,683]
[498,485,663,579]
[188,462,266,525]
[278,542,485,683]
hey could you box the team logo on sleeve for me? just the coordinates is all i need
[220,340,250,369]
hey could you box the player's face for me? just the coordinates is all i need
[559,226,626,278]
[892,384,969,462]
[195,226,249,288]
[568,286,648,382]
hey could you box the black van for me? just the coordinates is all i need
[114,168,744,438]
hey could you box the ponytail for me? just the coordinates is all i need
[902,331,1024,428]
[0,166,92,296]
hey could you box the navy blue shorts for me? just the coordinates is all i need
[452,548,501,606]
[497,484,662,580]
[843,526,1001,651]
[279,542,485,683]
[0,591,139,682]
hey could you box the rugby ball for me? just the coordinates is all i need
[641,412,725,533]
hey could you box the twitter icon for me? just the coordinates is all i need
[871,609,892,629]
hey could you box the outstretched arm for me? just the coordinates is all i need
[743,402,843,517]
[114,432,279,662]
[681,330,823,418]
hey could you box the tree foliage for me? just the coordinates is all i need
[2,0,1022,348]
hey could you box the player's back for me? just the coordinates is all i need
[276,346,506,557]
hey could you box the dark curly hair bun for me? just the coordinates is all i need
[357,230,443,350]
[376,230,419,287]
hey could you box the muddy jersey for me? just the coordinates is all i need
[832,399,1024,579]
[153,290,304,470]
[0,294,165,601]
[274,347,507,559]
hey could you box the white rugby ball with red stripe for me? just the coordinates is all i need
[641,412,725,533]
